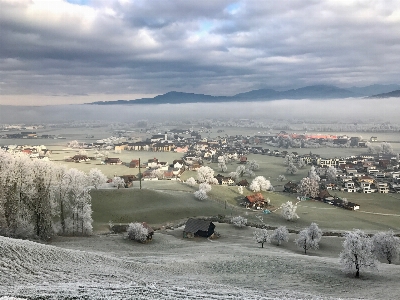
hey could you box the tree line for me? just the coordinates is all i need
[0,150,108,240]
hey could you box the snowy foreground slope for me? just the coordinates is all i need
[1,224,400,299]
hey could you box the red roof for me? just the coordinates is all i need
[245,193,265,203]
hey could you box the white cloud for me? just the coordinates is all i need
[1,0,400,104]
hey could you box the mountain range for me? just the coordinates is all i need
[89,84,400,105]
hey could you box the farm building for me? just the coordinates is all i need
[243,193,266,209]
[183,218,216,238]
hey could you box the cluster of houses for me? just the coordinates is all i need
[0,144,51,160]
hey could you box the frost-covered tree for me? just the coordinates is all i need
[254,228,270,248]
[88,168,108,189]
[66,168,93,235]
[127,222,149,243]
[231,216,247,228]
[197,166,216,184]
[372,230,400,264]
[68,140,80,148]
[217,156,227,172]
[112,176,126,189]
[379,142,394,155]
[326,166,337,183]
[186,177,196,187]
[52,164,70,235]
[295,223,323,254]
[339,229,377,278]
[299,177,320,198]
[281,201,299,221]
[308,166,320,182]
[283,154,294,166]
[247,160,260,172]
[295,229,313,254]
[78,149,88,156]
[307,222,322,246]
[366,142,377,154]
[270,226,289,246]
[235,162,258,178]
[199,182,212,193]
[249,176,273,192]
[229,171,239,182]
[0,150,93,239]
[277,175,286,182]
[235,165,246,177]
[151,169,165,180]
[297,158,306,169]
[29,160,56,239]
[237,186,243,195]
[286,162,298,174]
[194,189,208,200]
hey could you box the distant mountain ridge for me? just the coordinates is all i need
[368,89,400,98]
[89,84,400,105]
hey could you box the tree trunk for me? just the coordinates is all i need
[60,200,65,234]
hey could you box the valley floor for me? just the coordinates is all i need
[1,223,400,299]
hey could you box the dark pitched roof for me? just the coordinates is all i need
[184,218,214,233]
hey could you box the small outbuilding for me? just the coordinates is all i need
[183,218,216,238]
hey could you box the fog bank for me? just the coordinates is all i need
[0,98,399,124]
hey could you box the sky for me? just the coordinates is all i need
[1,0,400,105]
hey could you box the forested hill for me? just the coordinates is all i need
[89,84,400,105]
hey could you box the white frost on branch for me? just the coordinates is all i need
[270,226,289,246]
[231,216,247,228]
[281,201,299,221]
[249,176,273,192]
[372,230,400,264]
[339,229,377,278]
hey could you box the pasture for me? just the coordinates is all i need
[91,179,400,234]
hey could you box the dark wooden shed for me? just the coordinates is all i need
[183,218,216,238]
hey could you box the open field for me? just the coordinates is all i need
[91,180,400,235]
[2,223,400,299]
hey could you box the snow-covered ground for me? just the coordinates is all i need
[1,224,400,299]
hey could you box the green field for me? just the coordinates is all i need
[91,179,400,234]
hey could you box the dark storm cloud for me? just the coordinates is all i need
[1,0,400,103]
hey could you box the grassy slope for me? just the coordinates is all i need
[91,186,229,232]
[91,180,400,234]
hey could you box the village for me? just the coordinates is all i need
[1,128,399,216]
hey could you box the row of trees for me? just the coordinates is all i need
[253,220,400,278]
[0,150,108,239]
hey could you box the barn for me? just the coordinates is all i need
[183,218,216,238]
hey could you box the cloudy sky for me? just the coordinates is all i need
[1,0,400,105]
